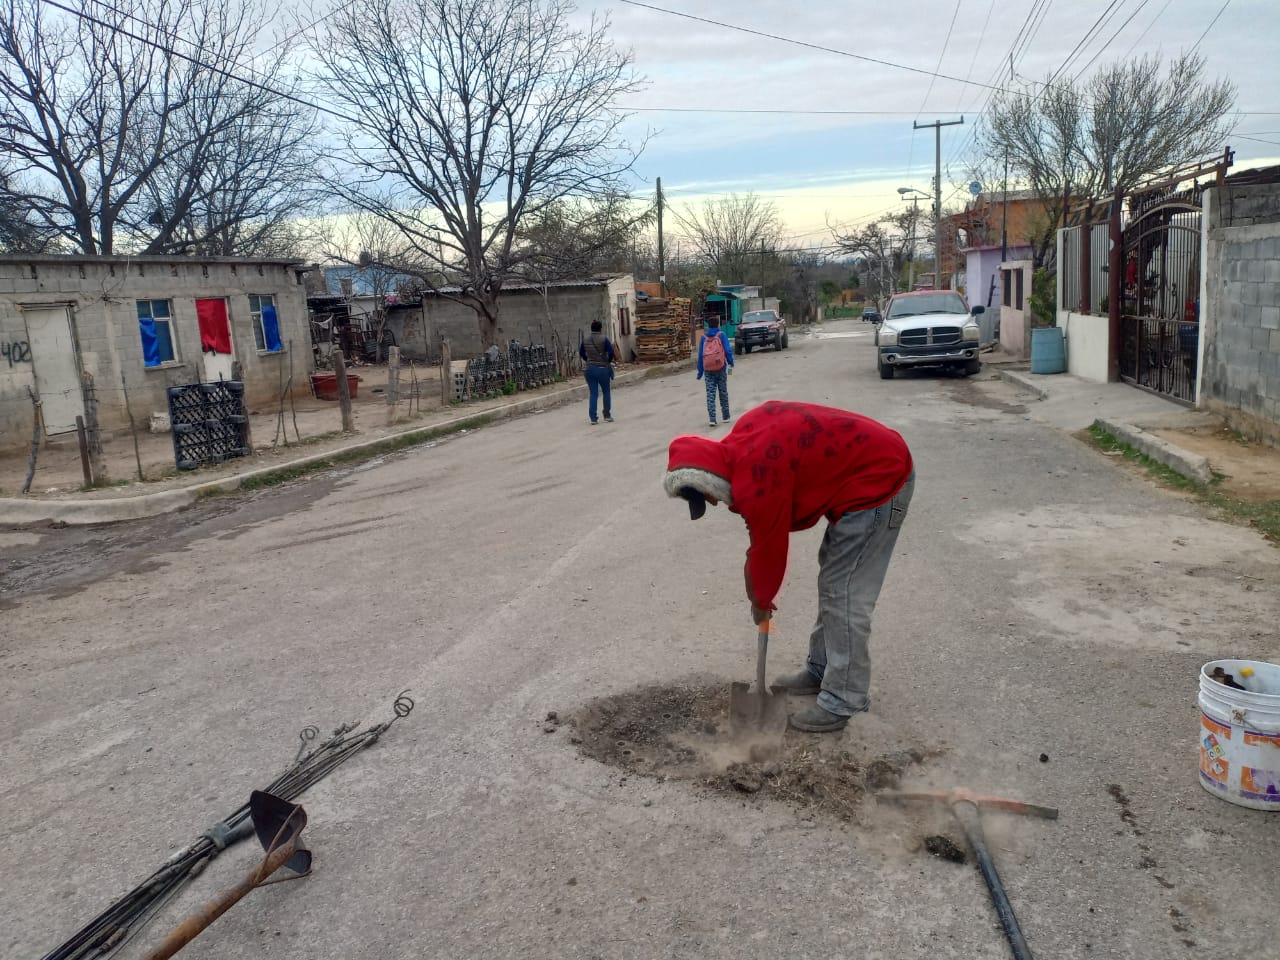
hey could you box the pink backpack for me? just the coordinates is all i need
[702,332,726,371]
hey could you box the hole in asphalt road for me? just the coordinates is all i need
[568,679,945,823]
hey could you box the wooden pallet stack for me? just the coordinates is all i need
[635,297,695,363]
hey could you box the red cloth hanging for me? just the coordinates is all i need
[196,299,232,355]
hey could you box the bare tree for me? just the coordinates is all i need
[309,0,642,350]
[830,208,923,305]
[673,193,783,284]
[984,52,1236,267]
[0,0,318,255]
[0,162,53,251]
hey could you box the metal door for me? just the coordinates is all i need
[22,303,83,436]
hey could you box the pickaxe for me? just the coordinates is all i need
[877,788,1058,960]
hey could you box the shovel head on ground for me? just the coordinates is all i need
[729,681,789,735]
[729,620,789,736]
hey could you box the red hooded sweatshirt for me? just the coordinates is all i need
[666,400,912,610]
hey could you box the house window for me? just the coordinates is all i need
[1015,269,1025,311]
[249,294,283,352]
[137,299,176,366]
[1002,270,1013,308]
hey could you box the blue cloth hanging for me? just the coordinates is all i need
[138,316,161,366]
[261,304,282,352]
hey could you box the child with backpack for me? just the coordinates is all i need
[697,316,735,427]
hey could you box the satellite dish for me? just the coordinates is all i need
[969,181,982,196]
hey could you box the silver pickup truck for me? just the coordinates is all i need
[874,290,984,379]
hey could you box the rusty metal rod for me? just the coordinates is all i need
[140,836,298,960]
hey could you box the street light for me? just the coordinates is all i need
[898,187,933,291]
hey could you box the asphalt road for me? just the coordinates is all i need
[3,319,1279,960]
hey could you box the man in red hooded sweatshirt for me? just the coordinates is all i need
[663,400,914,733]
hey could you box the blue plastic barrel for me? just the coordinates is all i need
[1029,326,1066,374]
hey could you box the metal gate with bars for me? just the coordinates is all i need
[1118,183,1204,404]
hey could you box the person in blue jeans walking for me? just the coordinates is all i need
[696,316,734,426]
[579,320,616,424]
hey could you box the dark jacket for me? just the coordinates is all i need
[580,332,615,367]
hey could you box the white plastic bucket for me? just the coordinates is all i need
[1198,659,1280,810]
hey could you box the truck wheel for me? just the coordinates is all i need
[735,341,744,354]
[744,344,752,354]
[775,335,783,351]
[964,358,981,376]
[879,361,894,380]
[781,332,789,349]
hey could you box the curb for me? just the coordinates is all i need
[1093,418,1213,484]
[1,359,694,526]
[995,367,1050,400]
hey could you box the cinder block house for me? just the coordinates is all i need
[0,255,311,454]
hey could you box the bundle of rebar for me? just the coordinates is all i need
[42,692,413,960]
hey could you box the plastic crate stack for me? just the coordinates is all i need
[506,340,554,390]
[449,341,555,400]
[166,381,250,471]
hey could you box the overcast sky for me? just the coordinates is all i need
[578,0,1280,244]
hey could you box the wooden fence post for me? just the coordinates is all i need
[80,369,107,483]
[440,339,452,405]
[333,349,355,433]
[386,346,401,425]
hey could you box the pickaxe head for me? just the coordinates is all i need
[249,790,312,880]
[877,787,1059,820]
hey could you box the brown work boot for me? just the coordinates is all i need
[769,669,821,695]
[788,703,849,733]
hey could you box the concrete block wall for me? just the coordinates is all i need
[1200,183,1280,445]
[389,285,617,361]
[0,256,312,454]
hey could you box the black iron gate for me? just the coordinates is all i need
[1118,184,1204,404]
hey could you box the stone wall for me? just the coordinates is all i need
[0,256,311,454]
[1200,182,1280,444]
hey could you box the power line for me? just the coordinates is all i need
[624,106,987,116]
[1046,0,1124,87]
[1189,0,1231,55]
[615,0,1026,94]
[956,0,999,113]
[916,0,964,119]
[37,0,365,127]
[1121,0,1173,58]
[1071,0,1155,80]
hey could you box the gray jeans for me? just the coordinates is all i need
[805,472,914,716]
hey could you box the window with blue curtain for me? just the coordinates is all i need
[137,300,176,367]
[249,294,282,352]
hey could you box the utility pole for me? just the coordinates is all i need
[905,195,920,291]
[1001,148,1009,262]
[656,177,666,298]
[760,239,766,296]
[914,116,964,288]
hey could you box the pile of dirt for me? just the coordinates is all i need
[568,680,941,822]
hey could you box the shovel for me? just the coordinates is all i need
[729,617,788,734]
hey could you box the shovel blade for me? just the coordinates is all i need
[729,682,788,735]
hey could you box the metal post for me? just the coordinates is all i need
[907,197,918,291]
[1001,149,1009,262]
[1079,222,1092,315]
[656,177,666,298]
[1108,189,1124,382]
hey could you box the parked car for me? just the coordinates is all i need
[861,307,881,323]
[735,309,788,353]
[874,290,984,379]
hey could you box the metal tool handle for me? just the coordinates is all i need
[952,800,1034,960]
